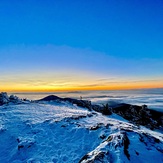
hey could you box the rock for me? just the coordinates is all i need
[80,129,163,163]
[123,132,130,160]
[89,123,104,130]
[79,132,130,163]
[17,137,35,150]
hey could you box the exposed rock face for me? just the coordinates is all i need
[79,129,163,163]
[79,132,131,163]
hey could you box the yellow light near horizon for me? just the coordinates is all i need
[1,79,163,93]
[1,71,163,92]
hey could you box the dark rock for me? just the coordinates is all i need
[139,132,162,149]
[79,132,131,163]
[100,134,106,139]
[135,151,139,155]
[90,152,106,162]
[89,123,104,130]
[106,135,113,142]
[156,146,163,153]
[18,145,24,150]
[123,132,130,160]
[154,138,160,143]
[70,115,87,120]
[17,137,35,151]
[79,152,107,163]
[79,154,89,163]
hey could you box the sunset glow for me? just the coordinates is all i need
[0,0,163,92]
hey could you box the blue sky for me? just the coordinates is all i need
[0,0,163,91]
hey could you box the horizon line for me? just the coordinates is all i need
[2,87,163,93]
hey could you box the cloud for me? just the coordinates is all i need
[0,44,163,91]
[0,44,163,80]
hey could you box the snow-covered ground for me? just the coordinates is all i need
[0,100,163,163]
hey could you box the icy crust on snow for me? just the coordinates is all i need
[0,101,95,163]
[0,100,163,162]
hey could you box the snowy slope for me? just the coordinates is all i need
[0,100,163,163]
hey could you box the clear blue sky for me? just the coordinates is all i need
[0,0,163,91]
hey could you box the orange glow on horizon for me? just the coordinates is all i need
[1,83,163,93]
[1,73,163,93]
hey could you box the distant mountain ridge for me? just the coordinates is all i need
[38,94,163,131]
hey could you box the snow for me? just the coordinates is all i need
[0,100,163,163]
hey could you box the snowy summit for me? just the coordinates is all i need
[0,92,163,163]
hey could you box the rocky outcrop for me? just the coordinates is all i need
[79,132,131,163]
[79,129,163,163]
